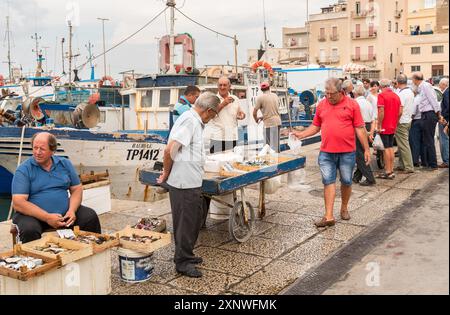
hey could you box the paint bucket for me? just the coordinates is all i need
[118,248,154,283]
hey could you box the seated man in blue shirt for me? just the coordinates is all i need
[12,132,101,243]
[173,86,201,122]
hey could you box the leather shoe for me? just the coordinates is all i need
[439,163,449,169]
[190,257,203,265]
[360,180,376,187]
[341,211,351,221]
[176,266,203,278]
[315,217,336,228]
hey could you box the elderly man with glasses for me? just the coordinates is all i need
[158,92,221,278]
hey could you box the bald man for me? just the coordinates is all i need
[12,132,101,243]
[208,77,246,153]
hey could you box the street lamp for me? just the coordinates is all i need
[97,17,110,77]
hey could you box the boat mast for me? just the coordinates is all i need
[68,21,73,87]
[97,17,109,78]
[167,0,177,75]
[263,0,269,50]
[61,38,66,75]
[5,16,13,82]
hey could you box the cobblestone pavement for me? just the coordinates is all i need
[0,143,447,295]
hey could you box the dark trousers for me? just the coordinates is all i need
[13,205,101,244]
[210,140,237,154]
[410,119,425,166]
[354,123,376,183]
[168,186,206,270]
[421,111,439,168]
[264,126,281,153]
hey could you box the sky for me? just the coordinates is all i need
[0,0,333,80]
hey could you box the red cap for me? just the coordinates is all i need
[260,82,270,90]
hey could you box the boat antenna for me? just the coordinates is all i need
[61,37,66,75]
[166,0,177,75]
[86,41,95,80]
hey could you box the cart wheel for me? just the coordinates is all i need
[229,201,255,243]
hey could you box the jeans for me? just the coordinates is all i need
[439,123,449,164]
[318,152,356,186]
[291,107,299,121]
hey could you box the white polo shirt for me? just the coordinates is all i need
[208,94,240,141]
[397,87,415,125]
[167,109,205,189]
[356,96,375,123]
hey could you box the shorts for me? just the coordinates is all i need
[380,134,395,149]
[318,151,356,186]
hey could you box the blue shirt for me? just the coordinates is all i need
[12,156,81,215]
[173,96,193,122]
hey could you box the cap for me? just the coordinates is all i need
[260,82,270,90]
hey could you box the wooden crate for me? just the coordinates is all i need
[73,227,120,254]
[0,246,61,282]
[0,249,111,295]
[116,226,172,254]
[21,235,93,266]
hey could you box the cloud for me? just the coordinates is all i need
[0,0,333,79]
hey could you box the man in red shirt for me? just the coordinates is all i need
[377,79,403,179]
[293,78,371,228]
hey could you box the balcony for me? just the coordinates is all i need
[395,10,402,18]
[330,34,339,41]
[351,54,377,62]
[351,10,375,19]
[351,31,378,39]
[318,35,327,42]
[316,55,340,64]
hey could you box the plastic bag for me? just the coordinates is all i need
[288,133,303,154]
[264,176,282,194]
[288,169,312,192]
[373,134,385,151]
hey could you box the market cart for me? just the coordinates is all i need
[139,154,306,243]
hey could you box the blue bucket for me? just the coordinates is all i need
[118,248,154,283]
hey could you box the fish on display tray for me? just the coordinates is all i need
[0,256,44,271]
[120,234,162,244]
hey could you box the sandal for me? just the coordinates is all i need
[386,173,396,180]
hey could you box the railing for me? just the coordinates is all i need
[316,55,340,64]
[351,31,377,39]
[351,54,377,62]
[351,10,374,19]
[330,34,339,41]
[318,35,327,42]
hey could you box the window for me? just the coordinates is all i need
[356,1,361,14]
[141,91,153,108]
[320,28,325,37]
[388,21,392,32]
[368,46,374,59]
[356,24,361,37]
[411,65,421,72]
[411,47,421,55]
[432,65,444,76]
[332,48,339,58]
[424,0,436,9]
[432,45,444,54]
[159,90,171,108]
[395,22,399,33]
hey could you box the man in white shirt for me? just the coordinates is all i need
[209,77,246,153]
[157,92,221,278]
[395,74,416,173]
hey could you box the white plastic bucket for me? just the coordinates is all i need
[118,248,154,283]
[210,193,234,220]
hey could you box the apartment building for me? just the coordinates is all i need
[282,27,309,63]
[401,0,449,78]
[308,0,407,79]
